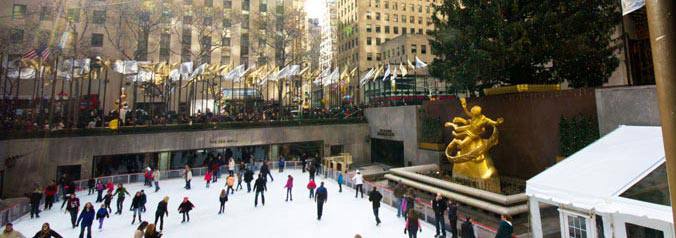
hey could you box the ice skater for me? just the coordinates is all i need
[29,187,42,219]
[66,193,81,228]
[140,190,147,212]
[96,203,109,230]
[95,180,104,203]
[204,170,212,188]
[244,169,254,193]
[432,193,448,238]
[284,175,293,201]
[178,197,195,223]
[226,172,235,194]
[260,161,273,182]
[404,210,422,238]
[113,183,130,215]
[76,202,95,238]
[278,156,285,173]
[307,179,317,198]
[315,182,328,220]
[103,190,113,213]
[183,165,193,190]
[353,170,364,198]
[218,189,228,214]
[368,187,383,225]
[155,196,169,231]
[130,192,143,224]
[253,174,267,207]
[33,223,62,238]
[87,178,95,195]
[153,169,161,192]
[236,171,243,191]
[44,181,58,210]
[337,172,344,193]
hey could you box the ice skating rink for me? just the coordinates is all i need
[12,169,433,237]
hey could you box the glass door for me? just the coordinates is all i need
[560,210,594,238]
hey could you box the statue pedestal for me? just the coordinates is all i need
[451,174,502,193]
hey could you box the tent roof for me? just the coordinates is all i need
[526,126,670,222]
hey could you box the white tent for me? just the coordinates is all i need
[527,126,672,238]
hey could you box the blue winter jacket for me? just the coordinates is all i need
[77,209,96,226]
[337,174,344,184]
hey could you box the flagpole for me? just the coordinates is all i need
[48,55,59,128]
[102,65,108,120]
[178,74,183,118]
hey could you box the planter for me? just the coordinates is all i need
[419,142,445,151]
[483,84,560,96]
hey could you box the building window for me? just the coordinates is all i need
[376,53,381,61]
[181,45,191,62]
[241,14,249,29]
[411,44,417,53]
[160,33,171,62]
[410,28,415,34]
[39,6,52,21]
[393,27,399,34]
[91,33,104,47]
[183,15,193,25]
[67,8,80,22]
[376,38,381,45]
[161,9,172,24]
[9,29,23,44]
[222,36,231,46]
[402,15,406,23]
[12,4,27,19]
[367,53,373,61]
[184,0,192,4]
[242,0,250,11]
[205,0,213,7]
[223,0,232,8]
[204,16,213,26]
[385,26,390,34]
[367,37,372,45]
[384,1,389,9]
[421,45,427,54]
[93,10,106,24]
[410,16,415,23]
[366,24,372,32]
[376,12,380,20]
[182,28,192,44]
[375,25,381,33]
[260,0,268,12]
[366,11,371,20]
[223,17,232,27]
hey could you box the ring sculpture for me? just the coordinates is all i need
[444,98,504,180]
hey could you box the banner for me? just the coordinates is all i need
[621,0,645,15]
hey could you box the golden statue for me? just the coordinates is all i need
[444,98,504,180]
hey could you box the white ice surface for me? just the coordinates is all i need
[12,169,433,237]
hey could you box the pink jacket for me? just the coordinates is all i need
[284,177,293,188]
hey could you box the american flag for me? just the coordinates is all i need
[22,45,50,61]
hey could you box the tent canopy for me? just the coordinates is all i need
[527,126,670,222]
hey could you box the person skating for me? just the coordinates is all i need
[260,162,273,182]
[28,187,42,219]
[352,170,364,198]
[152,169,161,192]
[133,222,148,238]
[228,158,235,175]
[315,182,328,220]
[140,190,147,212]
[43,181,58,210]
[432,193,448,238]
[393,181,406,218]
[284,175,293,201]
[307,164,316,181]
[244,169,254,193]
[494,215,513,238]
[307,179,317,199]
[105,181,114,194]
[404,210,422,238]
[204,170,212,188]
[130,192,143,224]
[368,187,383,225]
[253,174,267,207]
[113,183,130,215]
[102,191,113,213]
[448,200,459,238]
[300,153,307,173]
[337,172,344,193]
[94,180,104,203]
[1,222,24,238]
[218,189,228,214]
[87,178,95,195]
[95,204,109,230]
[143,224,162,238]
[235,171,243,191]
[76,202,95,238]
[277,156,285,173]
[183,165,193,190]
[32,223,62,238]
[66,193,80,228]
[403,189,416,219]
[144,167,153,187]
[178,197,195,223]
[226,172,235,194]
[461,217,476,238]
[154,197,169,231]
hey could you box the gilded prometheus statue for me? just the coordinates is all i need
[444,98,504,179]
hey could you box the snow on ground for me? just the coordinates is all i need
[12,169,434,238]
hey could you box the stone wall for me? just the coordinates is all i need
[595,85,660,135]
[0,123,369,197]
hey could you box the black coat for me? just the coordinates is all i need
[103,194,113,205]
[448,202,458,220]
[260,164,270,175]
[219,195,228,203]
[178,201,194,213]
[368,190,382,208]
[140,193,147,205]
[131,196,143,209]
[244,170,254,183]
[156,201,168,216]
[433,198,448,216]
[494,220,513,238]
[33,230,63,238]
[253,178,267,192]
[29,191,42,205]
[461,220,475,238]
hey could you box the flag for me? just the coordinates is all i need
[399,63,408,77]
[113,60,139,74]
[415,56,428,68]
[190,63,208,79]
[39,47,50,61]
[359,68,375,86]
[381,64,391,81]
[372,65,383,82]
[22,49,38,59]
[180,62,194,75]
[391,66,398,81]
[407,59,415,69]
[621,0,644,15]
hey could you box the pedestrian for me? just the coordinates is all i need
[226,172,235,194]
[253,174,267,207]
[183,165,193,190]
[43,181,58,210]
[368,187,383,225]
[218,189,228,214]
[204,170,212,188]
[284,175,293,202]
[228,158,235,175]
[393,181,406,218]
[95,204,109,230]
[133,222,148,238]
[32,223,62,238]
[307,179,317,198]
[178,197,195,223]
[152,169,161,192]
[130,192,143,224]
[404,210,422,238]
[66,193,80,228]
[352,170,364,198]
[260,161,273,182]
[494,215,513,238]
[143,224,162,238]
[140,190,147,212]
[103,191,113,213]
[1,223,24,238]
[461,217,476,238]
[95,180,104,203]
[154,197,169,231]
[87,178,95,195]
[277,156,285,173]
[432,193,448,238]
[76,202,95,238]
[448,200,459,238]
[235,171,243,191]
[404,189,416,219]
[244,169,254,193]
[113,183,130,214]
[337,172,344,192]
[28,187,42,219]
[315,182,328,220]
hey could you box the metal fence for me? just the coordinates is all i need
[0,198,30,227]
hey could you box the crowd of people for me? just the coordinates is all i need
[3,155,514,238]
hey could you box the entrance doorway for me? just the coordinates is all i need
[56,165,81,181]
[370,138,404,167]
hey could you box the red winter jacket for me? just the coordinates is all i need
[44,185,58,196]
[307,180,317,190]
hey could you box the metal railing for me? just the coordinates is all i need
[0,198,30,227]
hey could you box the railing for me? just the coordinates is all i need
[0,117,367,140]
[0,198,30,227]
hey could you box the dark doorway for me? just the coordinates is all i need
[56,165,82,181]
[370,138,404,167]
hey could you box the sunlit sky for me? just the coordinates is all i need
[304,0,327,20]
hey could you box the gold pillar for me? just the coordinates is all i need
[645,0,676,227]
